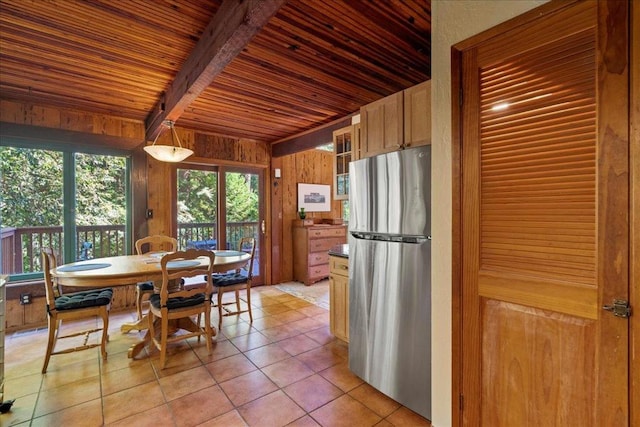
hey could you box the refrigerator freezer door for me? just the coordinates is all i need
[348,235,431,419]
[350,145,431,237]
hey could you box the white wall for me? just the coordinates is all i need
[430,1,549,426]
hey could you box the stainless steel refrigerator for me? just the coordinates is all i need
[348,145,431,419]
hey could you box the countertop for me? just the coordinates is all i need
[328,244,349,258]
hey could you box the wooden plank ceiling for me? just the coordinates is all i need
[0,0,430,145]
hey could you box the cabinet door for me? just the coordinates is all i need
[404,80,431,147]
[330,272,349,342]
[333,126,353,200]
[360,92,403,158]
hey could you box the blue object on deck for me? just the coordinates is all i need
[186,239,217,250]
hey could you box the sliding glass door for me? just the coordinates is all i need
[176,166,264,284]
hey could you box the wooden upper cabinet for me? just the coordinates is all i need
[359,80,431,159]
[404,80,431,148]
[360,92,403,158]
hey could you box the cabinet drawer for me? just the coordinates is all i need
[330,256,349,277]
[308,264,330,280]
[308,227,346,239]
[309,237,346,252]
[308,252,330,266]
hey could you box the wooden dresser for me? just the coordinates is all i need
[292,224,347,285]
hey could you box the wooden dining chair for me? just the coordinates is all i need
[134,235,178,320]
[41,248,113,373]
[147,249,215,369]
[212,237,256,329]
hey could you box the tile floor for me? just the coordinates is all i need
[2,285,431,426]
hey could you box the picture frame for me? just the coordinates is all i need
[297,183,331,212]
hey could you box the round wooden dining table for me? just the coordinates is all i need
[50,250,251,358]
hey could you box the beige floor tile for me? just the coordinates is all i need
[34,375,101,417]
[261,304,294,316]
[276,309,308,323]
[283,374,343,412]
[221,320,255,338]
[159,365,215,401]
[260,324,300,342]
[195,337,240,363]
[150,344,204,378]
[261,357,315,388]
[277,334,322,356]
[105,403,175,427]
[205,353,257,383]
[295,345,345,372]
[238,390,305,427]
[248,315,285,331]
[310,394,381,427]
[286,414,321,426]
[304,327,335,346]
[218,370,278,407]
[348,383,401,417]
[244,342,291,368]
[229,330,272,351]
[197,409,249,426]
[288,317,325,334]
[318,361,363,392]
[31,397,103,427]
[102,380,166,424]
[40,357,101,389]
[384,406,431,426]
[168,385,234,427]
[4,371,42,398]
[101,361,157,396]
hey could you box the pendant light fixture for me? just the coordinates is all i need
[143,120,194,162]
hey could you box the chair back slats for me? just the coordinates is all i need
[135,235,178,255]
[41,247,60,308]
[158,249,215,308]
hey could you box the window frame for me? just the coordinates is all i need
[0,138,132,282]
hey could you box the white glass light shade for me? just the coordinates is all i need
[143,120,193,163]
[143,145,194,162]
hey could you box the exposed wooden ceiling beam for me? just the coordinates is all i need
[144,0,287,141]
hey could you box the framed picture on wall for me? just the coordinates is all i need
[297,183,331,212]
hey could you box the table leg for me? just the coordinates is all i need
[127,316,217,359]
[120,314,149,333]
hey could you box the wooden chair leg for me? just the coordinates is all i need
[246,286,253,324]
[160,315,169,369]
[217,289,224,330]
[100,309,110,360]
[235,290,241,312]
[136,287,144,320]
[204,306,212,354]
[42,314,57,374]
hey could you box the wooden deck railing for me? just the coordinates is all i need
[1,221,259,274]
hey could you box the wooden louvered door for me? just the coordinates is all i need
[458,1,629,425]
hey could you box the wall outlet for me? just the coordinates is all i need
[20,293,31,305]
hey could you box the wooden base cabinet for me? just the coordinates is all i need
[293,225,347,285]
[329,255,349,342]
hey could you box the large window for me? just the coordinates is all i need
[0,145,130,280]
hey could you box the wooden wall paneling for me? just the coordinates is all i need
[5,299,22,329]
[271,156,283,284]
[280,153,298,281]
[23,296,46,326]
[630,3,639,425]
[146,158,174,237]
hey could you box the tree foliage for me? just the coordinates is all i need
[1,147,126,227]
